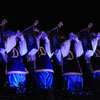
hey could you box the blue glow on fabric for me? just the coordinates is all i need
[93,72,100,79]
[64,75,83,91]
[4,30,14,36]
[35,72,54,90]
[8,73,26,93]
[23,27,38,52]
[7,47,26,72]
[8,73,26,87]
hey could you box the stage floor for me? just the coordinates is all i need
[0,88,99,100]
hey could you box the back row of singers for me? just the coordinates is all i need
[0,19,100,93]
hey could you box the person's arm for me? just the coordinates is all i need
[54,38,72,66]
[28,32,42,61]
[54,49,62,65]
[41,31,63,65]
[60,32,75,57]
[15,30,28,56]
[0,48,6,62]
[85,33,100,60]
[74,37,84,58]
[60,39,71,57]
[5,35,17,53]
[41,31,53,58]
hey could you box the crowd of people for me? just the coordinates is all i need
[0,19,100,94]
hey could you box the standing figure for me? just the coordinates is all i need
[28,31,54,90]
[25,20,40,90]
[55,32,84,94]
[49,21,64,90]
[84,32,100,92]
[4,30,28,93]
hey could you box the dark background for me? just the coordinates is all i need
[0,1,100,36]
[0,1,100,94]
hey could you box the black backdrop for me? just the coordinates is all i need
[0,1,100,35]
[0,1,100,95]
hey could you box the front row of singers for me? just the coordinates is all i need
[0,20,100,94]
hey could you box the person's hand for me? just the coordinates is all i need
[41,31,48,39]
[69,32,73,41]
[34,27,40,33]
[58,22,63,28]
[69,32,75,40]
[15,30,23,38]
[2,19,7,25]
[33,20,39,27]
[69,32,79,42]
[97,32,100,39]
[88,23,93,29]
